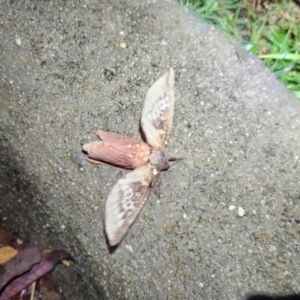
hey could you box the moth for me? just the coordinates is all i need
[83,68,175,246]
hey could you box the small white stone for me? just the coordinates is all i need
[125,245,134,253]
[229,205,235,211]
[61,224,66,229]
[119,42,127,49]
[238,207,245,217]
[15,37,21,46]
[183,213,187,219]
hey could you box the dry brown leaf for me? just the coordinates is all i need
[0,249,73,300]
[0,246,18,265]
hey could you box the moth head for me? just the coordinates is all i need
[149,150,170,172]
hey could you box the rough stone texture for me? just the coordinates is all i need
[1,0,300,299]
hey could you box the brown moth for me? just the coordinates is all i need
[83,68,175,246]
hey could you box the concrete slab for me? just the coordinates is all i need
[1,0,299,299]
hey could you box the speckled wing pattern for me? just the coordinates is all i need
[141,68,175,149]
[105,164,157,246]
[105,68,175,246]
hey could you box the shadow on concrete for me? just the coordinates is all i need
[246,293,300,300]
[0,134,106,299]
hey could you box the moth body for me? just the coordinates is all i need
[83,68,175,246]
[149,150,170,172]
[83,130,150,169]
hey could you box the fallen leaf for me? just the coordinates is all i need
[0,246,18,265]
[0,224,17,248]
[0,250,73,300]
[0,247,42,292]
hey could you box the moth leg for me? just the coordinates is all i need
[150,173,161,199]
[116,170,125,180]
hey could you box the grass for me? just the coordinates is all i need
[179,0,300,99]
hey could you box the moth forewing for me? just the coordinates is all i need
[105,164,157,246]
[141,68,175,150]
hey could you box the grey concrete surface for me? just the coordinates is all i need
[1,0,300,299]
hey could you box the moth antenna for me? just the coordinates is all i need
[167,157,185,169]
[168,157,185,162]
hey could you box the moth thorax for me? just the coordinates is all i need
[149,150,170,171]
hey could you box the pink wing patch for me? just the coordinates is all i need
[83,130,150,169]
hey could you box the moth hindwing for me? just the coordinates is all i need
[105,164,157,246]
